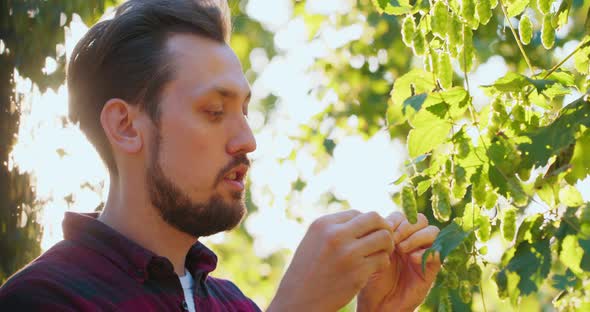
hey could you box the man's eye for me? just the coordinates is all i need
[208,111,224,119]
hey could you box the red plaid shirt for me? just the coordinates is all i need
[0,212,260,311]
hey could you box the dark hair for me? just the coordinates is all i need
[67,0,231,175]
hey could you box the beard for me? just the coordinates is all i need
[146,129,249,237]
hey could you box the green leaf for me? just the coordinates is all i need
[408,122,452,157]
[525,77,557,94]
[425,102,450,118]
[503,240,552,295]
[551,269,578,291]
[516,214,544,243]
[428,87,469,120]
[560,235,584,275]
[371,0,413,15]
[422,222,471,272]
[565,128,590,184]
[417,179,431,195]
[519,96,590,168]
[552,0,572,29]
[323,138,336,156]
[579,239,590,271]
[542,71,576,87]
[393,174,407,185]
[489,165,509,195]
[580,203,590,237]
[391,69,435,108]
[403,93,428,115]
[506,0,530,17]
[482,72,530,92]
[558,185,584,207]
[574,39,590,74]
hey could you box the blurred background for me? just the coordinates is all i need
[1,0,589,311]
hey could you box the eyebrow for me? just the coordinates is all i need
[214,87,251,105]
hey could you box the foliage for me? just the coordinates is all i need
[0,0,116,285]
[367,0,590,310]
[3,0,590,311]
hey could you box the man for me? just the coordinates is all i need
[0,0,441,311]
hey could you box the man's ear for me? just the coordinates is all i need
[100,99,144,154]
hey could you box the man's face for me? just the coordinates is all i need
[146,33,256,237]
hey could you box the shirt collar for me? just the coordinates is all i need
[62,212,218,282]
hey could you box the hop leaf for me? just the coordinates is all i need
[448,15,463,56]
[468,263,483,284]
[437,51,453,89]
[462,0,479,29]
[460,26,474,72]
[432,1,449,38]
[459,280,472,303]
[422,221,471,272]
[476,0,493,25]
[502,207,517,242]
[541,15,555,49]
[537,0,552,15]
[432,184,452,222]
[519,15,533,45]
[412,30,426,55]
[506,0,530,17]
[401,186,418,223]
[401,15,416,47]
[476,215,491,242]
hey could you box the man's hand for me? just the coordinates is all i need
[357,212,441,312]
[268,210,395,312]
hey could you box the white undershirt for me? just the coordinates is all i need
[179,270,196,312]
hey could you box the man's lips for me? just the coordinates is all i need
[221,164,248,191]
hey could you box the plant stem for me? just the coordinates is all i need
[498,0,535,74]
[525,39,590,97]
[480,280,489,312]
[543,39,590,79]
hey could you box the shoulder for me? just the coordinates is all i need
[204,276,261,311]
[0,259,75,310]
[0,240,103,310]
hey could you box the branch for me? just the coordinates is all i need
[498,0,535,74]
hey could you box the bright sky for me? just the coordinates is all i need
[8,1,590,259]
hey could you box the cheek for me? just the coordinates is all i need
[156,118,224,190]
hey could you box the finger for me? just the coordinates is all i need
[393,213,428,244]
[319,209,362,225]
[398,225,440,253]
[352,228,395,257]
[410,249,442,280]
[363,250,391,276]
[409,249,441,265]
[343,211,392,238]
[385,211,406,232]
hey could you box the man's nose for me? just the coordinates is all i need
[226,115,257,156]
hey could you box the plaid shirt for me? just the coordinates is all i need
[0,212,261,311]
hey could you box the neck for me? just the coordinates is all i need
[98,173,197,276]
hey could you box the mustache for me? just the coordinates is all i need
[215,155,251,185]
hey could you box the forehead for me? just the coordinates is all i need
[164,33,248,96]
